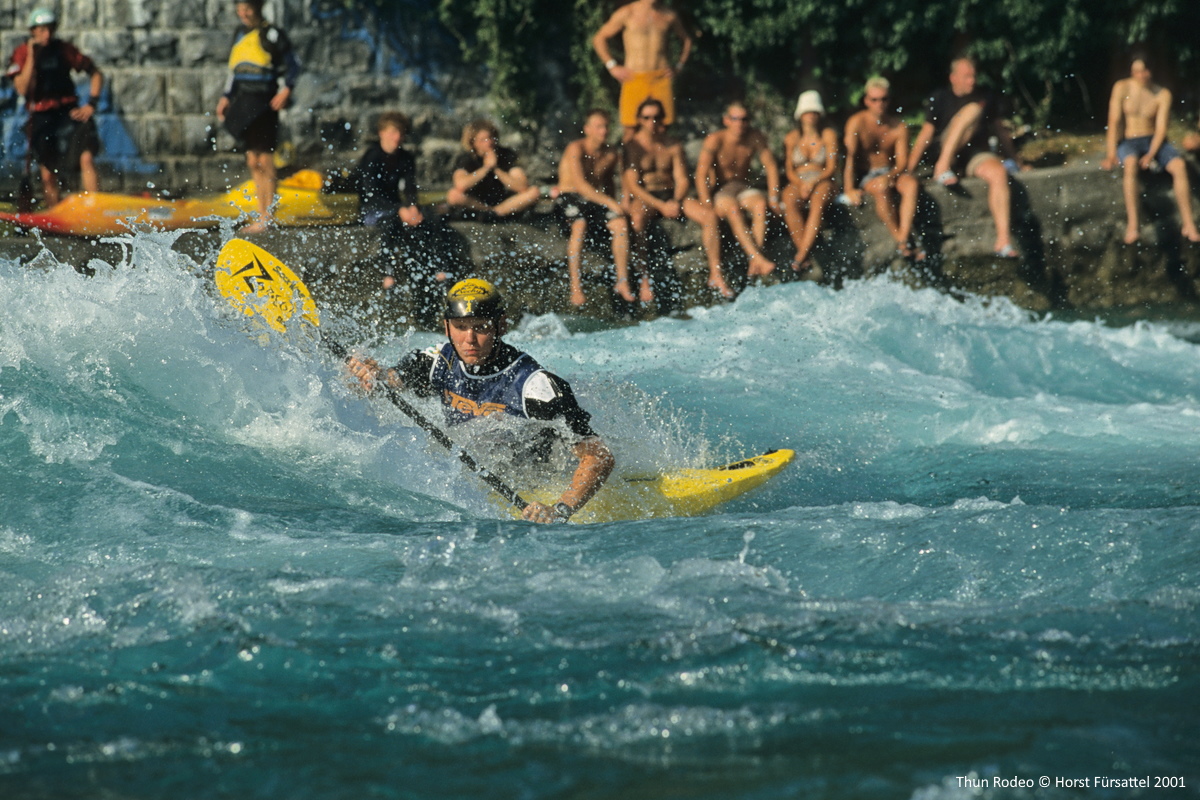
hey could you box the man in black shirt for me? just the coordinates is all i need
[347,111,446,292]
[908,57,1026,258]
[447,119,541,219]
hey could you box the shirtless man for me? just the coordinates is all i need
[1101,56,1200,244]
[555,109,634,305]
[592,0,692,138]
[695,102,779,277]
[843,77,922,259]
[623,98,728,300]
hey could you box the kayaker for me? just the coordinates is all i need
[346,279,614,523]
[215,0,301,234]
[5,7,104,207]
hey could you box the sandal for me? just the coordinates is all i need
[994,244,1020,259]
[935,170,959,187]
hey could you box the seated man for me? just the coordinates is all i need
[447,119,541,219]
[1101,56,1200,244]
[908,56,1025,258]
[555,109,634,305]
[843,77,923,259]
[347,111,440,290]
[346,279,614,523]
[695,101,779,279]
[623,98,728,301]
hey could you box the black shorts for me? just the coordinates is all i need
[28,107,100,171]
[556,193,615,231]
[240,108,279,153]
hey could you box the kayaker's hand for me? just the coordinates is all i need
[69,103,95,122]
[346,355,381,392]
[522,501,568,524]
[215,96,229,122]
[270,86,291,112]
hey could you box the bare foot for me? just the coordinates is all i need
[1123,227,1140,245]
[748,253,775,276]
[1183,227,1200,243]
[793,258,822,282]
[240,218,272,234]
[570,285,586,306]
[613,278,635,303]
[708,276,735,300]
[638,275,654,303]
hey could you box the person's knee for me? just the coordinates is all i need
[608,217,628,236]
[743,195,767,214]
[446,188,467,205]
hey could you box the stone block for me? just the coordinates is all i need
[134,31,178,66]
[105,0,154,28]
[62,0,101,28]
[136,115,177,154]
[78,30,135,67]
[180,115,219,156]
[178,29,230,67]
[111,68,166,113]
[167,70,205,114]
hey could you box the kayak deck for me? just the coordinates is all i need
[508,448,795,524]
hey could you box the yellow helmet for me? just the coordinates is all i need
[445,279,505,320]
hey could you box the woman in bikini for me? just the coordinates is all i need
[782,90,839,280]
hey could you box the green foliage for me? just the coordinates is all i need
[346,0,1200,129]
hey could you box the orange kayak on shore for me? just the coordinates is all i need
[0,170,359,236]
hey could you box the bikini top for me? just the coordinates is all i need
[792,139,828,169]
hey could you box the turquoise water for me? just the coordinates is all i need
[2,233,1197,799]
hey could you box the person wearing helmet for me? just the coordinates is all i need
[346,279,614,524]
[6,7,104,206]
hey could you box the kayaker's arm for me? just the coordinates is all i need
[521,437,614,524]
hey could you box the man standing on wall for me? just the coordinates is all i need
[216,0,301,233]
[6,7,103,207]
[592,0,692,139]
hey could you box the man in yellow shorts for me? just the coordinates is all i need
[592,0,692,137]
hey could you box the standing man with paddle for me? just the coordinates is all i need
[6,7,103,207]
[215,0,300,233]
[346,280,615,524]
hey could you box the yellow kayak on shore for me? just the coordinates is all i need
[0,169,359,236]
[507,448,795,524]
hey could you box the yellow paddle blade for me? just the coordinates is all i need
[214,238,320,333]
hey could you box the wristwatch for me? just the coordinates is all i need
[552,502,574,521]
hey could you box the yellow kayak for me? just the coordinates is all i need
[507,449,795,524]
[0,169,359,236]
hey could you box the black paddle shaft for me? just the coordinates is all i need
[323,337,529,511]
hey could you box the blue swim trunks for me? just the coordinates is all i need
[1116,136,1181,170]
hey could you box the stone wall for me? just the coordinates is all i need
[0,0,495,195]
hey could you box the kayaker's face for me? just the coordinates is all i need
[29,25,53,46]
[446,317,499,366]
[236,2,261,27]
[379,124,403,153]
